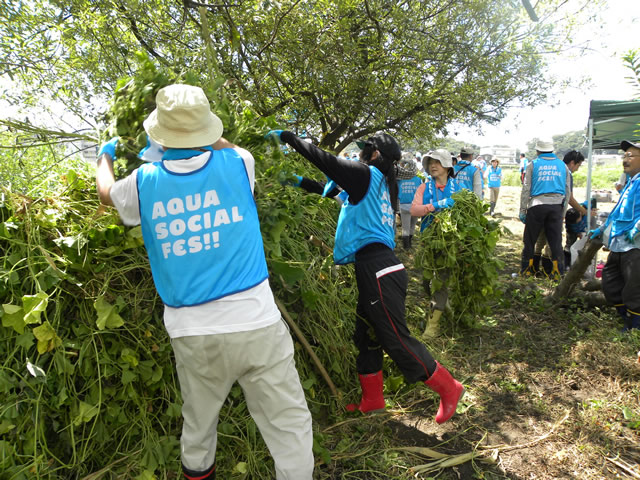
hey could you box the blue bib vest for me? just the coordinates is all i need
[334,166,395,264]
[454,161,480,191]
[136,149,269,307]
[602,172,640,243]
[488,167,502,188]
[397,176,422,204]
[420,177,458,231]
[530,154,566,196]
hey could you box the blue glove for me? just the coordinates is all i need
[98,137,119,160]
[285,175,303,187]
[278,172,302,187]
[265,130,284,144]
[589,228,602,240]
[519,213,526,224]
[625,227,639,243]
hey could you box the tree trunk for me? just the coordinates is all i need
[581,278,602,292]
[552,238,603,301]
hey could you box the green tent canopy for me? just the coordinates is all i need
[588,100,640,150]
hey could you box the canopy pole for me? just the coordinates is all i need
[584,118,596,278]
[586,118,594,232]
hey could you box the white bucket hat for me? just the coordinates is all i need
[534,139,554,152]
[143,84,223,148]
[424,148,453,170]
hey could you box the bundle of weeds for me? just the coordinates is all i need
[414,189,504,330]
[0,57,364,478]
[0,177,182,478]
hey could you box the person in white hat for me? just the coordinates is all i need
[95,84,314,480]
[519,139,571,279]
[267,130,464,425]
[410,149,459,338]
[486,157,502,216]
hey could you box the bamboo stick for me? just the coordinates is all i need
[276,298,339,398]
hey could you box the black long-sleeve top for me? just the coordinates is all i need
[281,131,371,204]
[299,177,341,198]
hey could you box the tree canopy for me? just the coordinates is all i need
[1,0,604,151]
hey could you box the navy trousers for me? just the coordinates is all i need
[353,245,437,383]
[521,203,564,273]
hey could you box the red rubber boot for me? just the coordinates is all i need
[346,371,386,413]
[424,362,465,424]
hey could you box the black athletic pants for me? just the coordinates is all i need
[521,203,564,273]
[353,244,437,383]
[602,249,640,314]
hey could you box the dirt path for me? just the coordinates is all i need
[387,186,640,479]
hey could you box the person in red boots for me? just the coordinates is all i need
[267,129,465,424]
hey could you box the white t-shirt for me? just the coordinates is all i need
[109,148,281,338]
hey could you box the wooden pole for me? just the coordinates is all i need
[552,238,603,301]
[275,298,340,398]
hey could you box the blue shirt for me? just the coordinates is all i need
[454,161,478,191]
[334,166,396,264]
[454,160,483,198]
[602,172,640,251]
[419,177,459,231]
[487,166,502,188]
[530,153,567,196]
[397,176,423,204]
[137,148,269,307]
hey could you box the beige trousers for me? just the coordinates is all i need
[489,187,500,204]
[172,320,314,479]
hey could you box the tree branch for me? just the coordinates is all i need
[115,2,169,66]
[257,0,304,56]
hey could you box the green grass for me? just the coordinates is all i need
[573,163,623,189]
[500,163,625,189]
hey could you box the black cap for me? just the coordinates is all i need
[621,140,640,151]
[356,133,402,162]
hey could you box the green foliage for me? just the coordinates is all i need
[1,0,603,152]
[623,48,640,99]
[552,130,588,158]
[0,175,184,478]
[501,166,523,186]
[414,190,504,330]
[0,60,365,478]
[0,132,93,195]
[572,163,625,189]
[526,130,589,160]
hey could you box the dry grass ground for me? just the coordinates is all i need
[317,186,640,480]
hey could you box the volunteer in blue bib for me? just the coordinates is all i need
[267,130,464,424]
[454,146,483,199]
[410,149,459,338]
[590,140,640,331]
[486,157,502,216]
[519,153,528,184]
[397,153,423,249]
[519,139,571,278]
[96,85,314,480]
